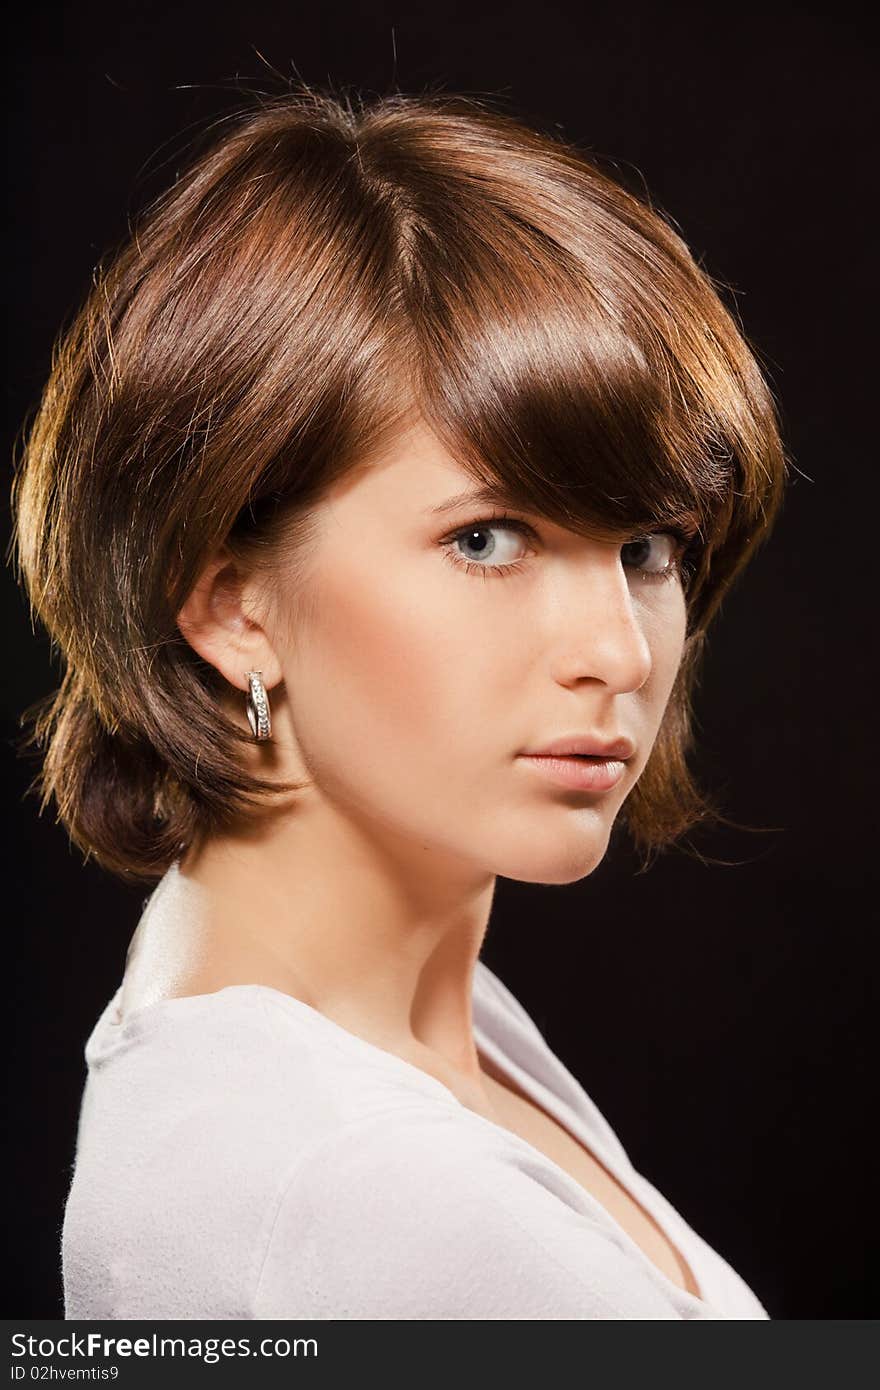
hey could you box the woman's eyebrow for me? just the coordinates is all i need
[426,484,524,516]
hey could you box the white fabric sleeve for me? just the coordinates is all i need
[250,1110,688,1320]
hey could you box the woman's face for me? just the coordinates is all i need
[263,420,688,885]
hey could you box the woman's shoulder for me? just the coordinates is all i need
[81,980,454,1137]
[63,985,464,1319]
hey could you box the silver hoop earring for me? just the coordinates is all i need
[245,670,272,741]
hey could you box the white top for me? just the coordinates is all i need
[62,864,770,1321]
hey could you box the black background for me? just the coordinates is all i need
[4,2,874,1319]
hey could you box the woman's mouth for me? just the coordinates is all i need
[516,754,628,792]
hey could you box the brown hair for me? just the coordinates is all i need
[9,85,790,885]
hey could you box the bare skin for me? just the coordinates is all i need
[121,414,701,1299]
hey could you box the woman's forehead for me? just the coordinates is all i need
[319,422,482,514]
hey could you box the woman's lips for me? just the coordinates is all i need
[516,754,628,791]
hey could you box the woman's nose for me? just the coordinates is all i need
[545,560,654,694]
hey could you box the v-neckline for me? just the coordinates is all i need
[470,1006,708,1310]
[260,979,710,1311]
[104,972,710,1313]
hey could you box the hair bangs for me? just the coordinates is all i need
[395,225,729,568]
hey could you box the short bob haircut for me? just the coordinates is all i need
[11,86,790,886]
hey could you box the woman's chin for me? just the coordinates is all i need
[493,832,612,886]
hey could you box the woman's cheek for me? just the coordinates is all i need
[293,570,456,749]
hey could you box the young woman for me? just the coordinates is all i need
[12,86,788,1320]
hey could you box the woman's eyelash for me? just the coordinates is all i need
[440,512,535,580]
[440,510,695,584]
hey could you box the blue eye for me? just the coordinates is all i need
[441,510,693,585]
[441,516,534,578]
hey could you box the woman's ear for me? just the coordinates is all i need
[176,547,283,692]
